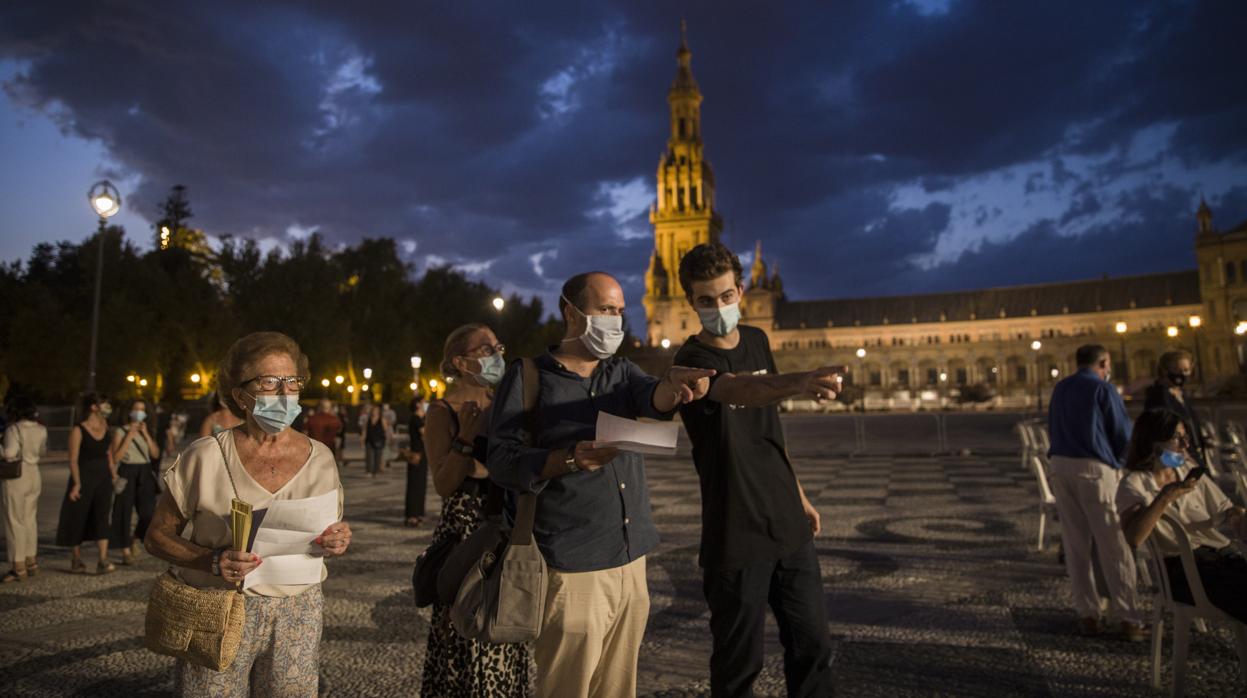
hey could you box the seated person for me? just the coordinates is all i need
[1117,408,1247,623]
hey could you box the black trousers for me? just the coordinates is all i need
[405,452,428,518]
[109,462,156,548]
[1165,546,1247,624]
[702,541,834,697]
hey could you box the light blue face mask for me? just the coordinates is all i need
[1159,449,1186,469]
[248,394,302,434]
[697,302,741,337]
[471,353,506,387]
[130,410,147,423]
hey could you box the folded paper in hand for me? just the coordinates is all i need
[591,412,679,456]
[243,489,339,590]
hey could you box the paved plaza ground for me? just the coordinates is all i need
[1,414,1245,696]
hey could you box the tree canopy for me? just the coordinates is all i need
[1,187,567,406]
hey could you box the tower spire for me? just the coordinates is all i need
[1197,197,1213,235]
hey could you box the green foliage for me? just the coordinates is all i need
[1,214,562,405]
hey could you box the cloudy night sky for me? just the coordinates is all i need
[2,1,1245,328]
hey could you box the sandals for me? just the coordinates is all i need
[97,560,116,575]
[25,560,38,576]
[1,570,25,583]
[121,550,135,566]
[70,558,87,574]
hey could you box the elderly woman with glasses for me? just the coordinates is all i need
[145,331,351,697]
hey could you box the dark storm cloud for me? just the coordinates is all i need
[2,0,1246,318]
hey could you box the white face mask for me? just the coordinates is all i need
[470,353,506,387]
[697,302,741,337]
[563,295,625,359]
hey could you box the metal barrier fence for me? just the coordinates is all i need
[781,411,1025,457]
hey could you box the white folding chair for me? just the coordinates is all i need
[1144,513,1247,696]
[1016,420,1036,471]
[1029,454,1060,552]
[1221,422,1247,505]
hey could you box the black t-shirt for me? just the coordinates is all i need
[675,324,811,570]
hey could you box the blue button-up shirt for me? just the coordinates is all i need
[1048,368,1132,468]
[486,351,669,572]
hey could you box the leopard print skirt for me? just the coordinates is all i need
[420,490,528,697]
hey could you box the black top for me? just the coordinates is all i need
[487,351,669,572]
[408,413,425,454]
[674,325,811,570]
[1143,382,1207,467]
[365,418,388,448]
[76,423,111,467]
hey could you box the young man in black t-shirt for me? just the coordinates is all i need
[674,242,841,697]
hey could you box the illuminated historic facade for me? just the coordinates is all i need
[641,33,1247,407]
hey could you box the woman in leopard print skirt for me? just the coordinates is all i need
[421,324,527,697]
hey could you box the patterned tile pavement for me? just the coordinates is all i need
[1,415,1244,696]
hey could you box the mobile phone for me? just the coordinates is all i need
[1184,466,1209,483]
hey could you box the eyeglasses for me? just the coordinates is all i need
[463,343,506,358]
[243,375,308,392]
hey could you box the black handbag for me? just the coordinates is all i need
[412,535,457,607]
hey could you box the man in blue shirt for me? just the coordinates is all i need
[488,271,714,698]
[1047,344,1144,640]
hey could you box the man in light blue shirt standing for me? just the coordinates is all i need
[1047,344,1144,641]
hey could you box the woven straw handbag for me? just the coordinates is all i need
[143,433,248,670]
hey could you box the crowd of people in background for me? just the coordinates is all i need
[4,243,1247,696]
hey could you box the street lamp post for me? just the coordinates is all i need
[1188,315,1204,386]
[1114,322,1129,387]
[855,348,867,412]
[86,181,121,392]
[1031,340,1043,414]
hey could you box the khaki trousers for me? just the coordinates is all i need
[534,555,649,698]
[2,463,41,565]
[1048,456,1141,623]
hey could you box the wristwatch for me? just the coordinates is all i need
[211,548,225,577]
[564,446,579,474]
[451,438,475,457]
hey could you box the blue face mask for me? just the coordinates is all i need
[247,394,302,434]
[130,410,147,423]
[471,353,506,387]
[1159,449,1186,469]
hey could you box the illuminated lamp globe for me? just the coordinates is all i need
[88,181,121,218]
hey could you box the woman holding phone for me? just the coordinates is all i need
[1117,408,1247,623]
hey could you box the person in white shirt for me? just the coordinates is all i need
[1117,408,1247,623]
[2,397,48,582]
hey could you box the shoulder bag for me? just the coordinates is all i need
[143,434,247,670]
[447,357,548,643]
[1,425,22,479]
[411,401,467,607]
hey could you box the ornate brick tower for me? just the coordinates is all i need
[642,23,724,346]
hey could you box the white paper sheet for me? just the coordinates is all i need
[243,554,324,589]
[252,527,318,557]
[591,412,679,456]
[241,489,339,589]
[260,489,339,534]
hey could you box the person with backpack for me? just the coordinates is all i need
[110,398,160,565]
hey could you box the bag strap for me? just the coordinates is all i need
[509,357,542,533]
[213,430,245,504]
